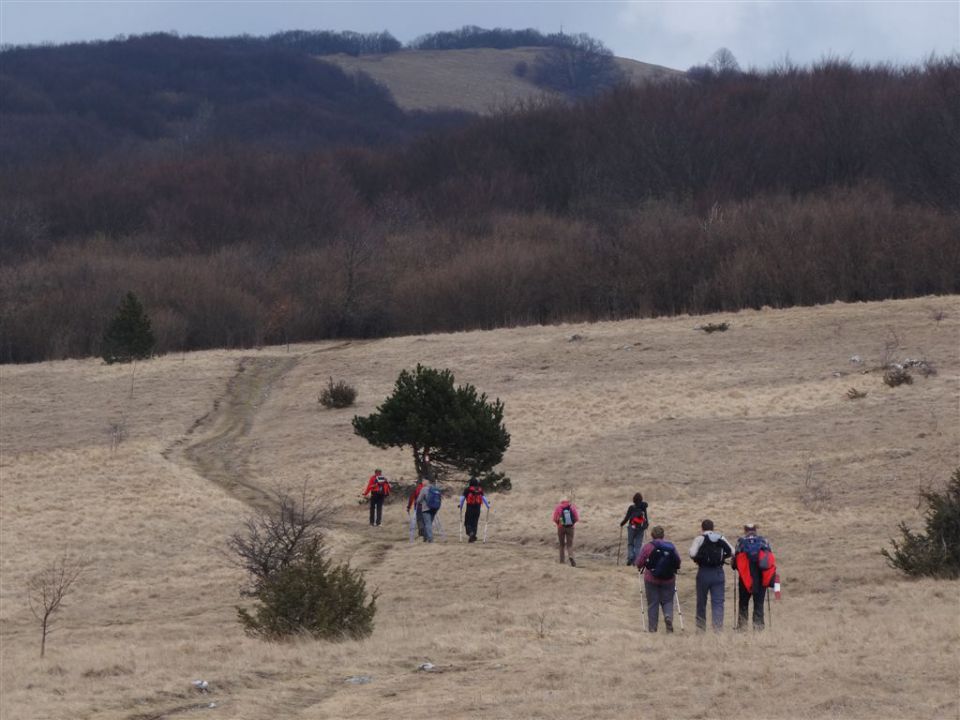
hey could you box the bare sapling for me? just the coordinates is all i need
[28,555,85,658]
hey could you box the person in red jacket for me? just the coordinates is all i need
[362,469,391,527]
[732,523,776,630]
[407,477,425,539]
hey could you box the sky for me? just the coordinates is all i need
[1,1,957,70]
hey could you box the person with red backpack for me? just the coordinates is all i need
[458,480,491,543]
[732,523,776,630]
[407,477,426,540]
[689,519,734,631]
[552,498,579,566]
[361,469,391,527]
[636,526,682,632]
[619,493,649,565]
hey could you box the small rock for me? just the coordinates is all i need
[192,680,209,693]
[568,334,585,342]
[344,675,373,684]
[417,662,437,672]
[849,355,863,364]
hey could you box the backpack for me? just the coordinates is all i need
[559,505,576,526]
[466,486,483,506]
[374,477,388,495]
[738,535,770,570]
[644,541,680,579]
[629,509,648,531]
[695,536,725,567]
[425,485,443,511]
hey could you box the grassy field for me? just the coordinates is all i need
[323,47,680,113]
[1,297,958,719]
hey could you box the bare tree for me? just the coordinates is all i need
[710,47,741,74]
[226,487,328,595]
[28,556,85,658]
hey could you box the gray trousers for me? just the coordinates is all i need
[626,526,646,565]
[695,566,725,631]
[644,581,675,632]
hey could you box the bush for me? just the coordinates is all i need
[237,538,376,640]
[319,377,358,408]
[232,492,376,640]
[883,366,913,387]
[701,322,729,333]
[101,291,155,364]
[882,468,960,579]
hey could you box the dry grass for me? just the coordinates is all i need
[322,48,680,114]
[2,297,959,719]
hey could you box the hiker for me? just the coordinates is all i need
[417,478,443,543]
[362,469,391,527]
[619,492,649,565]
[636,526,682,632]
[407,476,426,538]
[732,523,776,630]
[688,519,734,631]
[552,498,580,566]
[458,480,491,543]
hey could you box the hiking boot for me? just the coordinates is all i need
[569,558,577,567]
[665,617,674,633]
[468,535,477,543]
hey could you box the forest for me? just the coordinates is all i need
[1,33,958,363]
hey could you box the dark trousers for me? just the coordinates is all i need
[695,566,725,631]
[369,494,384,525]
[737,568,767,629]
[464,504,482,538]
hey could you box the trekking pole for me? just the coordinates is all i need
[434,513,446,540]
[638,572,648,633]
[408,511,416,544]
[482,506,490,543]
[674,586,685,632]
[732,571,739,630]
[767,589,772,629]
[459,507,463,543]
[616,526,623,566]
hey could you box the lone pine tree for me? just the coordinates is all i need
[352,364,510,480]
[101,291,155,364]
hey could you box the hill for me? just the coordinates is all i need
[1,297,958,718]
[323,47,680,113]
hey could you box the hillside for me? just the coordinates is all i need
[323,47,681,113]
[1,297,958,719]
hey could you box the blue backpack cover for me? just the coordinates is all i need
[425,485,443,511]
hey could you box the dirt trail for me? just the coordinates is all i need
[168,355,298,513]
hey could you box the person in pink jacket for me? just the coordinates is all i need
[552,498,580,566]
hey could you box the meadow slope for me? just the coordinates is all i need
[1,297,958,719]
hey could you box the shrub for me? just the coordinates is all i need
[237,538,376,640]
[882,468,960,579]
[101,291,155,364]
[883,366,913,387]
[701,322,729,333]
[513,60,528,78]
[319,377,358,408]
[232,492,376,640]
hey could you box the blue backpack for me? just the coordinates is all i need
[644,541,680,579]
[738,535,771,569]
[425,485,443,511]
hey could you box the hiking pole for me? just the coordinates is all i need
[408,511,416,544]
[767,589,772,629]
[674,586,685,632]
[733,572,740,630]
[638,573,648,633]
[459,507,463,543]
[616,526,623,566]
[434,513,446,540]
[482,506,490,543]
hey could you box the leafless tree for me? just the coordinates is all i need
[226,487,328,595]
[28,556,85,658]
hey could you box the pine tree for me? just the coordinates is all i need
[101,291,155,364]
[352,364,510,481]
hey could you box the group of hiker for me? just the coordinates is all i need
[361,469,490,543]
[363,471,779,632]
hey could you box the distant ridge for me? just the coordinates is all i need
[323,47,681,113]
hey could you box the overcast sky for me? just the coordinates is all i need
[1,1,957,70]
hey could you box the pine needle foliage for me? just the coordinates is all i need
[882,468,960,579]
[352,364,510,479]
[101,291,155,364]
[237,538,376,640]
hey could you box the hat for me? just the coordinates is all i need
[744,522,757,531]
[559,497,569,504]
